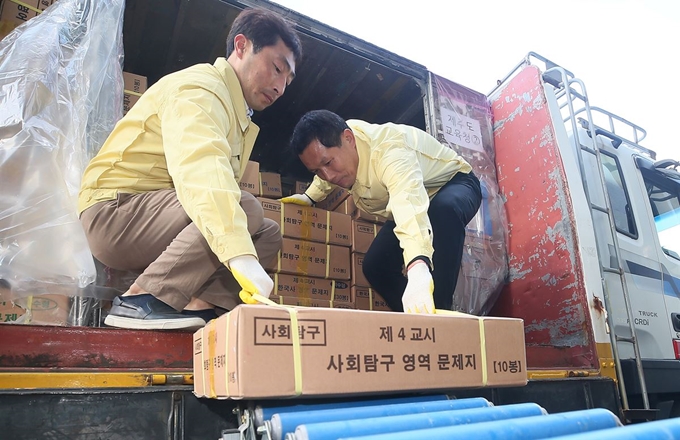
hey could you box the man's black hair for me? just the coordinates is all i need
[226,8,302,63]
[290,110,349,155]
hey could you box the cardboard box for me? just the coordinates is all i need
[259,172,282,198]
[122,71,148,115]
[295,181,310,195]
[314,186,349,211]
[353,286,392,311]
[0,284,70,325]
[0,0,55,41]
[351,220,382,254]
[266,238,351,280]
[239,161,260,196]
[270,272,352,304]
[193,305,527,399]
[269,295,354,309]
[337,196,386,224]
[351,252,369,288]
[260,198,352,247]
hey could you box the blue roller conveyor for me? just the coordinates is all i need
[547,417,680,440]
[336,408,621,440]
[269,397,491,440]
[293,402,546,440]
[253,394,449,427]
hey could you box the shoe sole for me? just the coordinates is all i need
[104,314,206,330]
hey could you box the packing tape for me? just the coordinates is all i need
[325,244,330,278]
[275,247,282,273]
[300,206,313,241]
[252,294,303,396]
[207,320,217,398]
[123,89,143,97]
[325,211,330,243]
[368,287,374,310]
[435,309,488,386]
[199,327,207,396]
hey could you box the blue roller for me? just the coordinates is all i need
[294,402,547,440]
[338,408,621,440]
[253,394,449,427]
[548,417,680,440]
[270,397,491,440]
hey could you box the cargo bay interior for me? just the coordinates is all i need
[121,0,429,188]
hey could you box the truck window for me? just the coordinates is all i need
[601,153,637,237]
[643,176,680,260]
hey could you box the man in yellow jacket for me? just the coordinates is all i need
[78,9,302,330]
[284,110,481,314]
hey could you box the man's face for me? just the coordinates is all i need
[299,129,360,189]
[233,35,296,111]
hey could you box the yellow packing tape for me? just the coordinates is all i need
[124,89,143,97]
[325,211,330,243]
[208,320,217,398]
[435,309,488,386]
[253,294,303,396]
[325,244,330,278]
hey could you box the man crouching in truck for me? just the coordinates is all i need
[283,110,481,314]
[77,9,302,330]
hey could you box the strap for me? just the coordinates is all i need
[207,320,217,398]
[435,309,488,386]
[325,211,330,243]
[252,294,303,396]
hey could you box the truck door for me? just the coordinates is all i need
[635,158,680,357]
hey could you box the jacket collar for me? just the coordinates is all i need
[214,57,251,133]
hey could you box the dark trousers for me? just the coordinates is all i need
[362,171,482,311]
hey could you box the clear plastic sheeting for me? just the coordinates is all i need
[0,0,125,316]
[430,73,509,315]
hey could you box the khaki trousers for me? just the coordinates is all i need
[80,189,281,310]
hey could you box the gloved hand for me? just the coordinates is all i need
[280,193,314,206]
[402,260,435,314]
[227,255,274,304]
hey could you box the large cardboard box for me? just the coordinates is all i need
[351,220,382,254]
[193,305,527,399]
[260,198,352,247]
[353,286,392,311]
[270,272,352,304]
[0,0,55,41]
[259,172,282,198]
[123,72,148,115]
[266,238,351,280]
[239,161,260,196]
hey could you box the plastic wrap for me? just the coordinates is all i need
[0,0,125,323]
[430,73,509,315]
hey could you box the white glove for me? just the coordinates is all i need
[279,193,314,206]
[402,260,435,314]
[227,255,274,304]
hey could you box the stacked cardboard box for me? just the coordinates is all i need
[193,304,527,399]
[335,195,391,311]
[123,71,147,115]
[0,282,70,326]
[239,160,260,195]
[0,0,55,41]
[256,180,353,308]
